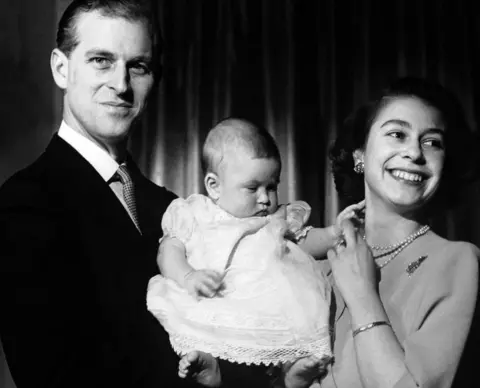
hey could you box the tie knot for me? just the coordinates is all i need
[115,164,132,185]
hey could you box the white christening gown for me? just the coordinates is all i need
[147,194,332,366]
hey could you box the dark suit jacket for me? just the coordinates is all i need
[0,134,272,388]
[0,135,187,387]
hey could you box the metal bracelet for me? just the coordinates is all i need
[293,225,313,243]
[352,320,391,338]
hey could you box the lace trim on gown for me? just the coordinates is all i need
[169,329,332,366]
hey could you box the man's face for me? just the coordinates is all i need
[62,11,155,150]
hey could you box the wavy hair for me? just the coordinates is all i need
[329,77,479,209]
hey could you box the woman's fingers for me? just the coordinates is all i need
[340,218,357,247]
[353,199,366,210]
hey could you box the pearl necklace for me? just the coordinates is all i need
[363,225,430,251]
[364,225,430,269]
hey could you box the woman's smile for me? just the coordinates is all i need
[386,168,429,185]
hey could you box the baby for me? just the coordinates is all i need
[147,118,363,387]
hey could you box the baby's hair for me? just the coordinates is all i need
[202,117,281,175]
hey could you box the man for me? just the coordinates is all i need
[0,1,318,387]
[0,1,181,387]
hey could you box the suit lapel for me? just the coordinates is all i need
[41,135,173,285]
[43,135,144,258]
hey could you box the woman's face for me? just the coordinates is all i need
[359,97,446,213]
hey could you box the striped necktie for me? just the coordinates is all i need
[115,164,141,233]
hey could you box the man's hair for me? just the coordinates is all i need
[202,117,281,175]
[57,0,161,65]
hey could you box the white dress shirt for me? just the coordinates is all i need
[58,121,137,227]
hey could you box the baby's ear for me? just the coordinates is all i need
[204,172,221,200]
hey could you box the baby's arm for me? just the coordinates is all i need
[297,226,338,259]
[158,197,223,299]
[157,237,193,286]
[157,237,223,299]
[298,200,365,259]
[157,237,222,298]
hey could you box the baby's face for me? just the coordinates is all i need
[217,155,280,218]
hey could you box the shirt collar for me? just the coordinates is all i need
[58,121,120,182]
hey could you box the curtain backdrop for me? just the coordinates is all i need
[1,1,479,386]
[131,0,480,240]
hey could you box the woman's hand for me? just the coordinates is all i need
[324,199,365,245]
[327,218,378,310]
[328,219,407,388]
[334,200,365,235]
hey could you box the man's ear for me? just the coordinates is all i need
[204,172,221,201]
[50,48,69,90]
[352,149,364,164]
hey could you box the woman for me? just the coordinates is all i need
[323,77,479,388]
[173,77,479,388]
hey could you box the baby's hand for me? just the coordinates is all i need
[184,269,223,299]
[270,204,287,220]
[330,200,365,240]
[178,350,221,387]
[285,201,311,234]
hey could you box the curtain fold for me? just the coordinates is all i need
[321,0,340,226]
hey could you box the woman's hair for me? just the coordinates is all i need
[202,117,281,175]
[329,77,479,208]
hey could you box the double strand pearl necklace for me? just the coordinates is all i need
[363,225,430,269]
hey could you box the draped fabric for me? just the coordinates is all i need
[1,1,479,387]
[129,0,480,241]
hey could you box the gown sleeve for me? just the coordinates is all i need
[160,197,197,246]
